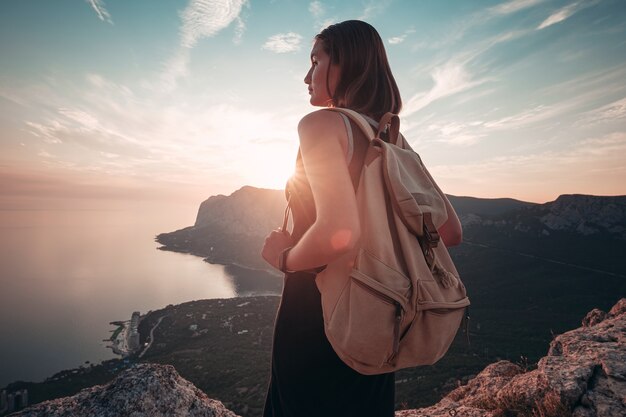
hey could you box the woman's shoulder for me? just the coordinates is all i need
[298,108,345,136]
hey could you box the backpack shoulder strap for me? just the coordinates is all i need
[326,108,376,140]
[337,112,354,164]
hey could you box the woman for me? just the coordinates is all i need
[261,20,462,417]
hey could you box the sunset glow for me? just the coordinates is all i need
[1,0,625,207]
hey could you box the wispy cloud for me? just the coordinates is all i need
[13,73,300,195]
[309,1,325,19]
[410,0,540,52]
[262,32,303,53]
[86,0,113,25]
[388,28,415,45]
[160,49,191,92]
[575,97,626,128]
[308,1,336,31]
[25,121,64,144]
[488,0,543,16]
[425,121,486,146]
[537,1,591,30]
[429,131,626,201]
[180,0,247,48]
[359,0,391,20]
[155,0,247,91]
[403,61,488,116]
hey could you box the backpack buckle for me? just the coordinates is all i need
[423,213,440,247]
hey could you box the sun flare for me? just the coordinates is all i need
[241,144,298,190]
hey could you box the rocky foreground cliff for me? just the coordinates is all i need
[12,299,625,417]
[398,298,626,417]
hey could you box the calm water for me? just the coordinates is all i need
[0,203,281,387]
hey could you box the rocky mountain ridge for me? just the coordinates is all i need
[460,194,626,240]
[194,186,285,236]
[156,186,626,277]
[12,299,625,417]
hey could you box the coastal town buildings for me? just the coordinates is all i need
[1,388,28,413]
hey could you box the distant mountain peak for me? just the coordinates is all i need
[550,193,626,206]
[541,194,626,237]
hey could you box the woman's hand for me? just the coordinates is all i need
[261,229,293,270]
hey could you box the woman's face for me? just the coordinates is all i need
[304,40,340,107]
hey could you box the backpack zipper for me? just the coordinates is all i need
[352,279,403,363]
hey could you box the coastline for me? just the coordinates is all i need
[1,238,282,400]
[157,242,282,278]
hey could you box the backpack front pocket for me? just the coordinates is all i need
[327,277,404,368]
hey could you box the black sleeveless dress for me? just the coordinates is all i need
[262,115,396,417]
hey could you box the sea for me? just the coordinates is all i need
[0,201,282,388]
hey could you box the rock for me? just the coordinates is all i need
[583,309,607,327]
[608,299,626,317]
[398,298,626,417]
[460,213,483,226]
[539,195,626,239]
[11,363,239,417]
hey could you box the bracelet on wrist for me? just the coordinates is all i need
[278,246,294,273]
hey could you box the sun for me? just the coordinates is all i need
[242,144,297,190]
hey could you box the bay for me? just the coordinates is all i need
[0,201,281,387]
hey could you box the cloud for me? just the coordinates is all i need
[484,67,626,132]
[359,0,391,20]
[154,0,247,91]
[309,1,325,19]
[488,0,543,16]
[233,16,246,44]
[86,0,113,24]
[429,131,626,202]
[262,32,303,53]
[410,0,540,52]
[11,73,301,196]
[537,1,588,30]
[160,49,191,92]
[180,0,247,48]
[416,118,490,147]
[575,97,626,128]
[403,61,488,116]
[308,1,336,31]
[25,121,64,144]
[388,28,415,45]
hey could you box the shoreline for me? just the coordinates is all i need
[1,244,280,390]
[157,243,283,278]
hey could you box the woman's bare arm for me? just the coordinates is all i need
[422,165,462,247]
[282,110,361,271]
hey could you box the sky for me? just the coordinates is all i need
[1,0,625,209]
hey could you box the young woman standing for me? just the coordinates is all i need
[261,20,462,417]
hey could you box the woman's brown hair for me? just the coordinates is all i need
[316,20,402,120]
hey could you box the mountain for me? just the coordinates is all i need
[157,186,285,270]
[460,194,626,240]
[448,195,535,217]
[11,299,625,417]
[157,187,626,273]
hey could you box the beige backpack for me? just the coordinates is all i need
[286,108,470,375]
